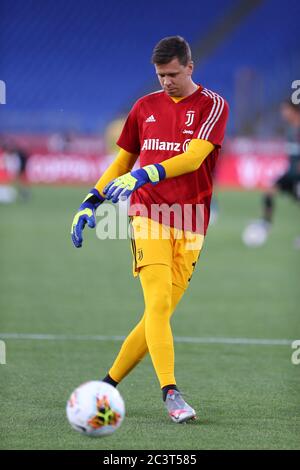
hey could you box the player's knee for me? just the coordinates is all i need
[148,285,172,317]
[140,264,173,315]
[158,290,172,314]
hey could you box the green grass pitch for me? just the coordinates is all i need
[0,186,299,450]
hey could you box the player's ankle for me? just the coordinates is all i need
[162,384,179,401]
[102,374,119,388]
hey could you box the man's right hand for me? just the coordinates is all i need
[71,188,104,248]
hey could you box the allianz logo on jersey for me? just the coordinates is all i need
[141,138,191,153]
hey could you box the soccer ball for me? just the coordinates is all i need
[66,380,125,437]
[242,220,270,247]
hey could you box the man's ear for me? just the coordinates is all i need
[187,61,194,76]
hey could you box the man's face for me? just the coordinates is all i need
[280,103,300,126]
[155,57,193,97]
[281,103,295,124]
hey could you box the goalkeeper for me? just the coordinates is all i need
[71,36,229,423]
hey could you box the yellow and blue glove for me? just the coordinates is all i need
[103,164,166,203]
[71,188,104,248]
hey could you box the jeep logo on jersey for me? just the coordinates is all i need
[141,139,191,153]
[185,110,195,127]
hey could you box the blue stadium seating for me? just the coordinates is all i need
[0,0,299,135]
[194,0,300,135]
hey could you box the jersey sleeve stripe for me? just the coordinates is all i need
[198,89,221,140]
[197,90,219,139]
[202,92,224,140]
[204,95,224,140]
[198,89,224,141]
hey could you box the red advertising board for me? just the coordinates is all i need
[216,138,288,189]
[0,137,289,189]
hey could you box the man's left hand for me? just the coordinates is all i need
[103,164,165,203]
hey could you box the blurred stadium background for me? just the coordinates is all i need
[0,0,299,450]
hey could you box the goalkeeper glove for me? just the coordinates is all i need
[71,188,104,248]
[103,163,166,203]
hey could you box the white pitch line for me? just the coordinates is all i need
[0,333,294,346]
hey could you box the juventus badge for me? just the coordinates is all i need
[137,249,143,261]
[185,110,195,127]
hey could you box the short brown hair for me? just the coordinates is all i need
[151,36,192,66]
